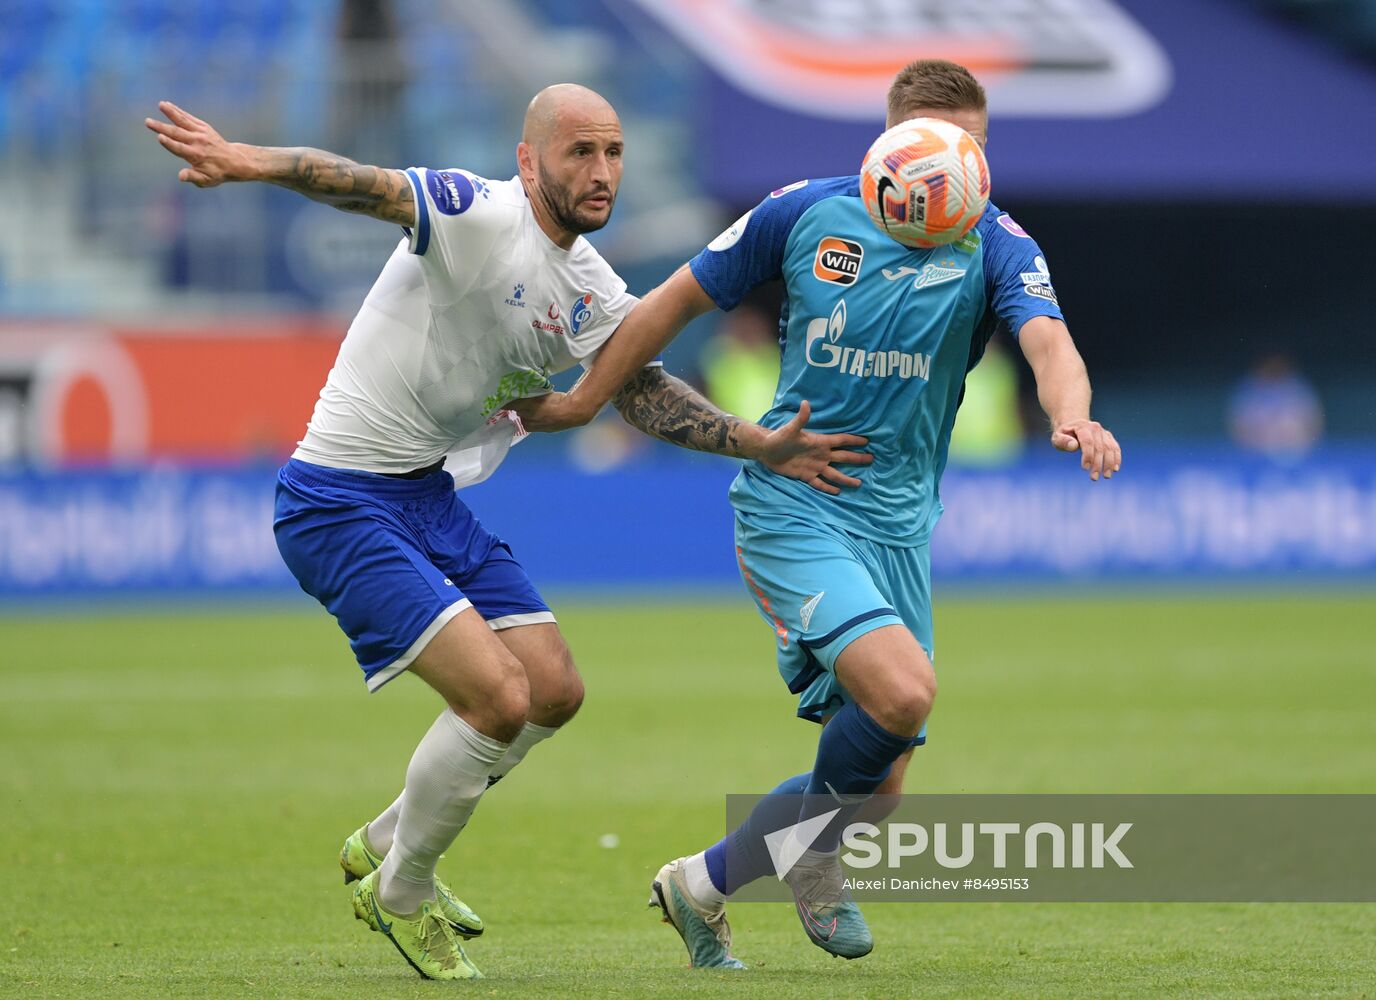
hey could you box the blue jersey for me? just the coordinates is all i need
[690,177,1064,546]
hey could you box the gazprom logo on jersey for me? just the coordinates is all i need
[428,170,475,216]
[813,236,864,286]
[568,292,595,336]
[805,299,932,381]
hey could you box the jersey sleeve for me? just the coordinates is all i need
[977,208,1066,338]
[689,179,830,311]
[579,346,664,374]
[565,285,639,363]
[402,167,506,300]
[554,254,641,368]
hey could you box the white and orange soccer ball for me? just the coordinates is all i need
[859,117,990,248]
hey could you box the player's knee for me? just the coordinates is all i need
[483,654,531,739]
[527,644,584,727]
[495,672,532,724]
[545,665,584,726]
[881,662,937,736]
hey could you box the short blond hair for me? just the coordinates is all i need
[887,59,987,121]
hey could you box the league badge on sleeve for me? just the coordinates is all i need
[997,214,1030,238]
[707,210,753,251]
[427,170,476,216]
[770,179,809,199]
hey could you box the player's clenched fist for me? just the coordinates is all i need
[144,101,252,187]
[1051,419,1122,482]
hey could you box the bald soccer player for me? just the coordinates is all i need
[146,86,870,981]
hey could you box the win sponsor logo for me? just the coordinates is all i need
[812,236,864,285]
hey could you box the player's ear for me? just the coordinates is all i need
[516,142,536,181]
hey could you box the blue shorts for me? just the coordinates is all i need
[273,459,554,691]
[733,507,932,745]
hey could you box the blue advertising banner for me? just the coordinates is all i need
[1,447,1374,599]
[0,465,289,596]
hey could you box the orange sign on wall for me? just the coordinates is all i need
[0,320,343,464]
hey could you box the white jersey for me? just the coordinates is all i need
[292,169,639,485]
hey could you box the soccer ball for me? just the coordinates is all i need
[859,117,990,248]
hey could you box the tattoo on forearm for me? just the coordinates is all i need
[269,148,414,226]
[613,367,746,456]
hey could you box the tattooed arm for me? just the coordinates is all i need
[609,365,872,495]
[612,366,756,457]
[145,100,414,226]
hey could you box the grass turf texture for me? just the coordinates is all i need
[2,595,1373,999]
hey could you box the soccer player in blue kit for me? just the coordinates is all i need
[513,59,1122,967]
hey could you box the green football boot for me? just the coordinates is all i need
[649,858,746,969]
[340,825,484,938]
[351,869,483,980]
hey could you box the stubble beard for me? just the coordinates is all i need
[536,160,614,236]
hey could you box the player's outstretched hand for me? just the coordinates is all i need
[144,101,253,187]
[758,400,872,496]
[1051,419,1122,481]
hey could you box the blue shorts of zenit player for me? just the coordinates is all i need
[273,458,554,691]
[733,507,933,747]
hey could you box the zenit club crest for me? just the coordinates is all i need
[813,237,864,286]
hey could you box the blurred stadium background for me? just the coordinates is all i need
[3,2,1374,997]
[1,0,1374,593]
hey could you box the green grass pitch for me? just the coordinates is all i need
[2,594,1373,998]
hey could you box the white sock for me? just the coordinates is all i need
[487,721,560,786]
[365,794,403,856]
[377,710,508,916]
[362,722,556,859]
[682,851,727,909]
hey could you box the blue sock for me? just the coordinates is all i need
[801,702,912,852]
[704,773,810,895]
